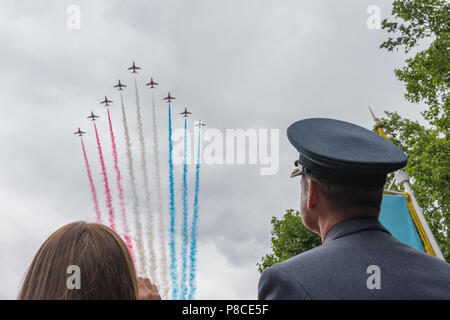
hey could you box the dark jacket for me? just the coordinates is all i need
[258,218,450,299]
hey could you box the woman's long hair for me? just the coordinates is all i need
[18,221,138,299]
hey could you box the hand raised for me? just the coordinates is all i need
[137,277,161,300]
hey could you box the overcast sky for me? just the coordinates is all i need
[0,0,428,299]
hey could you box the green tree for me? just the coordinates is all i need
[258,209,321,273]
[380,0,449,127]
[379,113,449,261]
[379,0,449,260]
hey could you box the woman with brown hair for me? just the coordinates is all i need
[18,221,160,300]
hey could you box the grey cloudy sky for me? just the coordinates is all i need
[0,0,426,299]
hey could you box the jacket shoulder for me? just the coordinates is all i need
[258,263,311,300]
[258,245,329,300]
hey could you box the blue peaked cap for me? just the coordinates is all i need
[287,118,408,188]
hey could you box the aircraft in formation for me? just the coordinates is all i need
[164,92,175,103]
[76,64,207,136]
[195,120,206,128]
[74,128,86,137]
[100,96,113,107]
[87,111,99,121]
[128,61,141,73]
[180,108,192,118]
[146,78,159,88]
[114,80,127,91]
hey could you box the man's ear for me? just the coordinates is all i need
[306,178,320,210]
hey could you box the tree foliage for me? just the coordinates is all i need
[258,209,321,273]
[379,0,449,260]
[380,113,449,261]
[380,0,449,127]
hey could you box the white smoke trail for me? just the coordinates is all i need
[120,92,146,275]
[151,90,170,299]
[134,77,157,281]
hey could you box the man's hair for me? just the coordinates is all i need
[303,175,384,217]
[18,221,138,300]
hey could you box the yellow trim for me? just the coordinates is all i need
[403,192,436,256]
[376,126,387,139]
[370,108,436,256]
[368,106,387,139]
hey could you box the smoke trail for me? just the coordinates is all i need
[151,91,170,299]
[168,103,178,300]
[188,129,201,300]
[180,118,189,299]
[93,122,116,231]
[134,77,156,280]
[120,93,145,273]
[107,108,134,260]
[80,138,102,224]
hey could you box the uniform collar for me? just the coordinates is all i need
[324,218,391,242]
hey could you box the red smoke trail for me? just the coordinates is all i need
[80,138,102,223]
[107,108,134,258]
[94,122,116,231]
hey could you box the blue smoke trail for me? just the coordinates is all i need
[168,104,178,300]
[188,129,201,300]
[180,118,189,299]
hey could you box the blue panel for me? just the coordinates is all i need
[379,194,425,252]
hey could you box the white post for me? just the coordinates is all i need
[395,170,445,260]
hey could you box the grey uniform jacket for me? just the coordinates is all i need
[258,218,450,300]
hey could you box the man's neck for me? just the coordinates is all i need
[317,209,354,242]
[318,208,379,242]
[318,215,343,242]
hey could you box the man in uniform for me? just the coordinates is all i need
[258,118,450,299]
